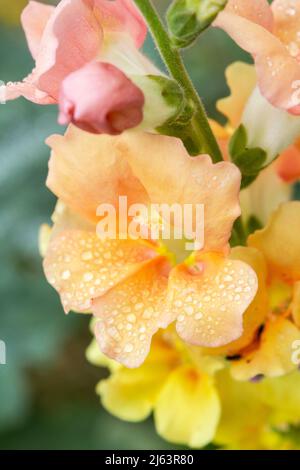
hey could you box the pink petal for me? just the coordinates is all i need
[21,1,55,59]
[36,0,103,100]
[4,76,55,104]
[36,0,146,99]
[8,0,147,104]
[7,0,102,103]
[58,62,144,134]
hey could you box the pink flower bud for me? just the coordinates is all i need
[58,62,145,135]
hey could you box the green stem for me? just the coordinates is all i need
[134,0,222,162]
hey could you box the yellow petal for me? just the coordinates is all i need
[93,257,175,368]
[268,279,292,313]
[248,201,300,281]
[257,371,300,426]
[209,119,229,140]
[96,336,180,422]
[231,317,300,380]
[154,365,220,448]
[44,230,157,313]
[215,368,270,450]
[167,253,258,348]
[217,62,256,129]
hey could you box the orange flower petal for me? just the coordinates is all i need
[204,247,268,356]
[43,230,157,313]
[276,140,300,183]
[116,131,241,251]
[248,201,300,281]
[167,253,258,348]
[93,258,174,368]
[46,126,149,222]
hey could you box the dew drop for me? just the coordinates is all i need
[83,272,94,282]
[61,270,71,280]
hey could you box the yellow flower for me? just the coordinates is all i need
[88,328,300,450]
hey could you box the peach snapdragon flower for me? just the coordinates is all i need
[41,127,257,368]
[214,0,300,114]
[86,202,300,449]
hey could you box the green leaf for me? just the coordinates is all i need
[240,173,259,190]
[233,147,267,176]
[246,215,263,235]
[230,217,247,247]
[229,124,268,188]
[154,76,201,154]
[229,124,247,158]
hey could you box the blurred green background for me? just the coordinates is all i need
[0,0,248,449]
